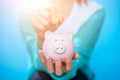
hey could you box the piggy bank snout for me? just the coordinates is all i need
[54,44,66,54]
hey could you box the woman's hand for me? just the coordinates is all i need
[38,50,79,76]
[31,7,63,48]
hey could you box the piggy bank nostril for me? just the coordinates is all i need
[61,39,64,41]
[55,39,57,42]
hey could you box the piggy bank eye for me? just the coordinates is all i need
[55,39,57,42]
[61,39,64,41]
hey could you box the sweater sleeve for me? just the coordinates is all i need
[17,7,48,80]
[74,8,105,69]
[73,9,105,78]
[49,9,105,80]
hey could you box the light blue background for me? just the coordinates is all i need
[0,0,120,80]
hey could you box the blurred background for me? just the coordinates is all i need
[0,0,120,80]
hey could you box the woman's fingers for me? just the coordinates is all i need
[51,14,63,25]
[32,15,50,33]
[38,50,46,66]
[38,51,78,75]
[58,15,64,24]
[63,53,79,72]
[55,59,62,76]
[63,53,78,73]
[31,6,64,34]
[50,7,56,16]
[32,18,44,30]
[39,51,55,73]
[39,8,51,19]
[50,7,63,25]
[34,13,49,26]
[46,57,54,73]
[65,56,72,71]
[62,62,67,72]
[72,53,79,60]
[32,8,51,31]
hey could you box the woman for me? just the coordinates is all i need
[17,0,105,80]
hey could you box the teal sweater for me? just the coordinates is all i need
[18,6,105,80]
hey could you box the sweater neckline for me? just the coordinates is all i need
[54,1,103,35]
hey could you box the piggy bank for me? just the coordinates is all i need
[42,31,74,62]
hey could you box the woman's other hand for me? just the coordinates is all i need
[38,50,79,76]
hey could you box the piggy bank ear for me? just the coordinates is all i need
[45,31,53,39]
[64,32,73,39]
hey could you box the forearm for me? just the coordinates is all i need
[37,31,47,49]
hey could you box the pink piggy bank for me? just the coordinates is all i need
[42,31,74,62]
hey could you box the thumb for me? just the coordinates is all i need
[58,14,64,24]
[73,53,79,60]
